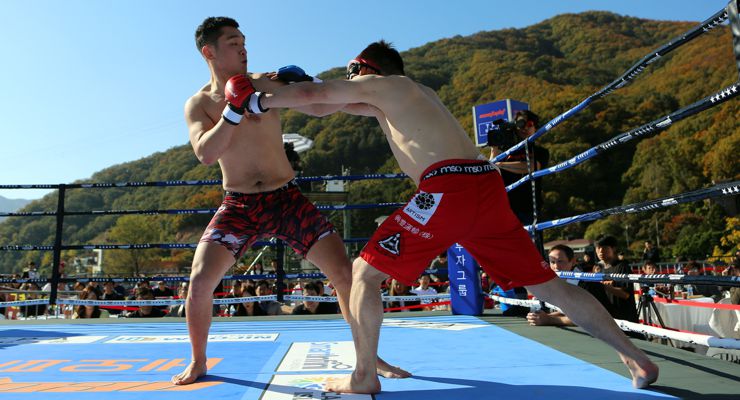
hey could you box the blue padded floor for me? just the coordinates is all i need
[0,315,674,399]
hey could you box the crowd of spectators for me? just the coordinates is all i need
[2,246,736,321]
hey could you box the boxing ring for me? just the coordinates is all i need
[2,2,740,399]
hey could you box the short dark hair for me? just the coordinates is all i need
[136,287,153,299]
[515,110,540,128]
[303,281,322,295]
[643,261,657,270]
[549,244,575,261]
[243,285,257,297]
[596,235,618,249]
[256,279,270,289]
[358,40,405,76]
[195,17,239,51]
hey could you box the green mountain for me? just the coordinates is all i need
[0,196,31,223]
[1,11,738,275]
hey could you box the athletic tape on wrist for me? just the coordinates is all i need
[247,92,269,114]
[222,105,243,125]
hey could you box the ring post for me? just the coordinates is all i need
[275,239,286,303]
[49,184,66,306]
[448,243,483,315]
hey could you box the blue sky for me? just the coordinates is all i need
[0,0,730,200]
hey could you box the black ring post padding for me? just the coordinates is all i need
[275,240,286,303]
[729,0,740,79]
[49,184,65,305]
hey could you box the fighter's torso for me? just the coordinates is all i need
[371,78,480,184]
[198,74,295,193]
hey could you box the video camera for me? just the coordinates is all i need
[486,118,525,149]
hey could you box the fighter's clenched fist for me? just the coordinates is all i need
[222,74,269,124]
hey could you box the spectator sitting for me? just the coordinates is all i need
[595,235,639,323]
[250,262,264,275]
[312,279,338,314]
[685,261,722,300]
[234,285,266,316]
[224,280,243,298]
[580,253,596,272]
[166,282,189,318]
[20,282,47,317]
[428,251,449,283]
[385,279,421,312]
[22,261,39,279]
[291,282,334,315]
[153,281,175,298]
[256,280,282,315]
[641,262,670,297]
[411,274,438,308]
[126,287,166,318]
[73,284,101,319]
[100,281,124,315]
[128,280,151,300]
[527,244,615,327]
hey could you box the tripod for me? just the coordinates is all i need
[636,285,674,346]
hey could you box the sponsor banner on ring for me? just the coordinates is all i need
[277,341,355,372]
[262,374,370,400]
[105,333,278,343]
[383,319,488,331]
[0,336,108,345]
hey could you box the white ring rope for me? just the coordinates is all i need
[488,293,740,350]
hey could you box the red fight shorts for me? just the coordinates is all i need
[199,180,335,259]
[360,159,555,290]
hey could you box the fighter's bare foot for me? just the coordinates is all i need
[325,371,381,394]
[621,356,659,389]
[376,357,412,378]
[171,360,207,385]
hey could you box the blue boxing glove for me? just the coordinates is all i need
[277,65,322,83]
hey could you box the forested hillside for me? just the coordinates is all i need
[1,11,737,275]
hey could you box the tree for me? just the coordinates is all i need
[105,215,166,276]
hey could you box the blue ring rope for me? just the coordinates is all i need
[532,180,740,231]
[492,7,731,164]
[506,81,740,192]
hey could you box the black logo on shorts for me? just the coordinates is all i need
[414,193,435,210]
[378,233,401,256]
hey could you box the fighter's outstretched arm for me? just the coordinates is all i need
[261,75,382,110]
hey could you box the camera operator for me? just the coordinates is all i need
[488,110,549,228]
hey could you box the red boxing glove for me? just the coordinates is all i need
[222,74,269,125]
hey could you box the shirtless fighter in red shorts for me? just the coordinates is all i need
[237,40,659,394]
[171,17,409,385]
